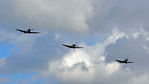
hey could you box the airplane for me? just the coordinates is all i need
[16,28,40,34]
[116,58,134,64]
[62,43,83,49]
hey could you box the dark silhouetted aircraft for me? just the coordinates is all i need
[116,58,134,64]
[16,28,40,34]
[62,43,83,49]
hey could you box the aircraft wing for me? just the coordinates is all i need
[116,60,122,63]
[16,29,26,33]
[127,62,134,63]
[30,32,40,34]
[62,44,70,47]
[75,46,84,48]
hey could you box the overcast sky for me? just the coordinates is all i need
[0,0,149,84]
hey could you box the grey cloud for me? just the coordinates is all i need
[127,73,149,84]
[71,62,89,71]
[1,0,149,34]
[0,28,149,84]
[106,34,149,72]
[0,31,65,75]
[0,0,93,32]
[88,0,149,35]
[1,0,149,84]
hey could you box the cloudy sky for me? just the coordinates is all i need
[0,0,149,84]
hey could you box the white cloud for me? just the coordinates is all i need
[132,29,149,41]
[48,29,128,83]
[49,49,94,83]
[143,45,149,53]
[132,28,149,54]
[105,62,120,75]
